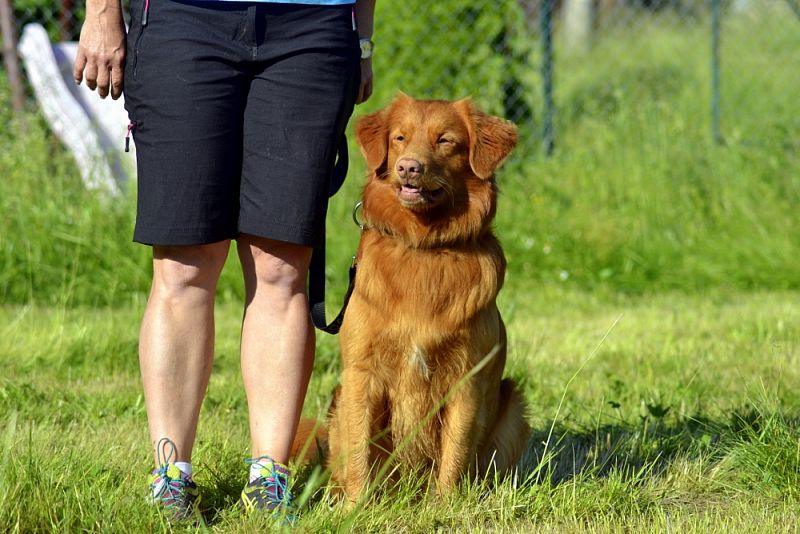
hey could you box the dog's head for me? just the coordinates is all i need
[355,94,517,246]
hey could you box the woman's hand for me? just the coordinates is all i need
[356,57,374,104]
[73,0,127,100]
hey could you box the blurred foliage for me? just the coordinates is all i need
[12,0,85,42]
[1,1,798,305]
[368,0,538,126]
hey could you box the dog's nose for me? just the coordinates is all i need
[396,158,424,180]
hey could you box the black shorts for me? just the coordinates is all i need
[124,0,360,247]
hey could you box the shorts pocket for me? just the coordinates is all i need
[131,0,151,79]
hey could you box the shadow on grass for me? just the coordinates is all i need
[517,406,800,488]
[192,456,332,526]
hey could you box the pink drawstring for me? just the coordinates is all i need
[125,122,136,152]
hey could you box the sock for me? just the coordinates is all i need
[249,460,267,482]
[248,457,289,483]
[174,462,192,478]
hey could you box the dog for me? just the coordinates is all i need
[325,94,530,502]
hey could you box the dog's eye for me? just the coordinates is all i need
[437,137,454,145]
[394,135,406,142]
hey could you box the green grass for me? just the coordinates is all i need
[1,5,799,532]
[1,290,799,531]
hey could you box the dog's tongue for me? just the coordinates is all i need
[399,184,423,202]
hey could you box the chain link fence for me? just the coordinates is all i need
[368,0,799,154]
[3,0,799,152]
[11,0,84,43]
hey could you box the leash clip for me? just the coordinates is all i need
[352,200,364,230]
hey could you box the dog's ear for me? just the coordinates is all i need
[355,109,389,177]
[455,99,518,180]
[395,91,414,106]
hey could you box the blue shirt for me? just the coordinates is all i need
[205,1,355,3]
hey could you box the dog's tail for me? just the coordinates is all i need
[291,387,339,465]
[290,417,328,465]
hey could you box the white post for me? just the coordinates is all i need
[563,0,595,50]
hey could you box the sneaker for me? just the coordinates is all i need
[147,437,199,520]
[148,464,200,519]
[239,456,296,522]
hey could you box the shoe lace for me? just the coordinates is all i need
[245,455,294,506]
[151,437,190,502]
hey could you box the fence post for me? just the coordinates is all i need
[60,0,75,41]
[711,0,722,144]
[563,0,594,51]
[0,0,26,117]
[540,0,555,156]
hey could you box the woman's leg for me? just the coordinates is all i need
[140,241,231,464]
[237,234,315,464]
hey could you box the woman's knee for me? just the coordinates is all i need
[151,241,231,296]
[237,235,312,293]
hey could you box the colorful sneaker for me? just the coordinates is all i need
[239,456,296,522]
[147,438,200,520]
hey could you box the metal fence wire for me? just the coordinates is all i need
[4,0,800,152]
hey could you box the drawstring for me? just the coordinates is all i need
[125,121,136,152]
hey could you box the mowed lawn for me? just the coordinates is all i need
[1,287,798,532]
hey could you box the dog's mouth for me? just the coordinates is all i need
[398,183,446,207]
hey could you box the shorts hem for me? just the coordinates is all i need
[133,225,238,246]
[238,219,320,248]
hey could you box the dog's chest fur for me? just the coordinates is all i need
[353,230,504,330]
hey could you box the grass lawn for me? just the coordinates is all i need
[2,287,798,532]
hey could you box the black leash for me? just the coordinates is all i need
[309,135,357,335]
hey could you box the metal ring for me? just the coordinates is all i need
[352,200,364,229]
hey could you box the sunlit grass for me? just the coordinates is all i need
[1,289,799,531]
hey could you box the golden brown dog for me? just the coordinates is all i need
[326,94,530,502]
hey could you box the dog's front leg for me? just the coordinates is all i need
[437,380,481,491]
[335,367,383,504]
